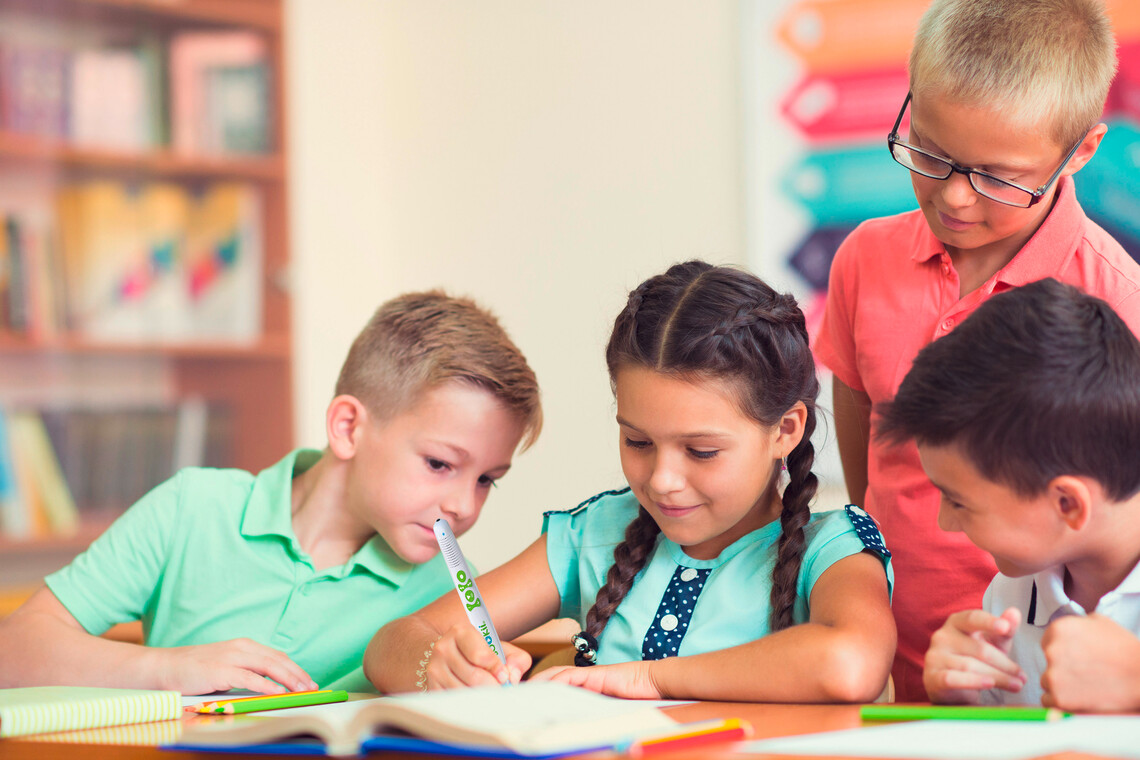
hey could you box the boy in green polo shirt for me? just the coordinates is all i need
[0,291,541,694]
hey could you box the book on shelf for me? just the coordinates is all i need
[0,401,232,540]
[174,682,679,758]
[169,30,271,155]
[52,179,263,343]
[0,687,181,738]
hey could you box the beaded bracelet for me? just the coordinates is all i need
[414,637,441,692]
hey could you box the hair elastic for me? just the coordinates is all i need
[571,631,599,667]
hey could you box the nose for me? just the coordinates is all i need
[939,170,978,209]
[647,451,686,496]
[442,485,481,526]
[937,503,961,532]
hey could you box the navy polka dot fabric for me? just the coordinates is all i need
[845,505,891,560]
[641,565,711,661]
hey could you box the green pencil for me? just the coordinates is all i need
[860,705,1068,723]
[213,690,349,714]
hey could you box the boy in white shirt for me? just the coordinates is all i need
[879,278,1140,712]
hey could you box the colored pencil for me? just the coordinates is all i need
[186,690,348,715]
[860,705,1068,723]
[624,718,753,758]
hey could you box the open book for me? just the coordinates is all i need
[173,682,679,757]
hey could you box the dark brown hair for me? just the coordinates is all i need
[584,260,820,640]
[879,278,1140,500]
[335,290,542,449]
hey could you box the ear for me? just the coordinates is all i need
[773,401,808,459]
[326,394,369,460]
[1061,122,1107,177]
[1046,475,1095,532]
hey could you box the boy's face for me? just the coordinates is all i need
[348,380,525,564]
[906,92,1080,263]
[918,441,1067,577]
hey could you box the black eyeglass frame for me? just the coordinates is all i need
[886,91,1086,209]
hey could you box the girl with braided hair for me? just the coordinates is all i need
[366,261,895,701]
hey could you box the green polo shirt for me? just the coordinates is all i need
[46,449,455,692]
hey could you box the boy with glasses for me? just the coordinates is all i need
[814,0,1140,701]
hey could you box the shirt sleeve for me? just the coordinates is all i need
[542,509,585,622]
[798,507,894,604]
[45,472,186,636]
[814,232,866,393]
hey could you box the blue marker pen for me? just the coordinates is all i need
[433,519,509,672]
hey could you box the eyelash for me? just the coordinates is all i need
[426,457,498,488]
[623,438,719,460]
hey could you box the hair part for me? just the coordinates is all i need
[334,290,542,450]
[908,0,1117,148]
[582,260,820,644]
[879,278,1140,501]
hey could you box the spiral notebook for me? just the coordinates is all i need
[0,686,182,738]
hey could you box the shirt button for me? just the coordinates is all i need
[660,614,679,632]
[680,568,698,582]
[941,263,951,275]
[941,319,953,331]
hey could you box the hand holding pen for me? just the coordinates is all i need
[428,519,529,689]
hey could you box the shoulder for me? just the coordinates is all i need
[542,488,638,541]
[1070,218,1140,327]
[828,210,931,294]
[805,505,891,562]
[834,211,927,263]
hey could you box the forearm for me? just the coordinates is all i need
[0,609,160,689]
[648,621,893,703]
[364,614,446,694]
[832,378,872,507]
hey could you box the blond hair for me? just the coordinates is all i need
[909,0,1117,148]
[335,291,541,450]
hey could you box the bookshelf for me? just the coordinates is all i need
[0,0,292,594]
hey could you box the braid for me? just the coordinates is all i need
[584,508,661,641]
[768,409,819,631]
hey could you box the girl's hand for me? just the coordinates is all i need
[152,638,318,695]
[529,661,662,699]
[425,624,530,690]
[923,607,1025,704]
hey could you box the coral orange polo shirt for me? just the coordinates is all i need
[815,177,1140,702]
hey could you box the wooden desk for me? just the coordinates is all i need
[1,702,1116,760]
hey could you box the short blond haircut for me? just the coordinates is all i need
[335,291,541,450]
[909,0,1117,148]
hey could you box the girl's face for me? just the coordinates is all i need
[614,366,805,560]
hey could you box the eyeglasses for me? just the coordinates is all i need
[886,92,1084,208]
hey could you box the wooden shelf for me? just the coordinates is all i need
[0,0,290,594]
[0,131,284,183]
[0,517,115,554]
[0,0,281,33]
[0,332,292,359]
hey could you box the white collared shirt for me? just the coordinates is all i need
[981,560,1140,705]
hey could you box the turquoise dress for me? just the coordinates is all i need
[543,489,893,665]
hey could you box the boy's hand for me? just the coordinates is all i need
[924,608,1026,704]
[153,638,318,695]
[1041,614,1140,712]
[528,661,661,699]
[425,624,529,689]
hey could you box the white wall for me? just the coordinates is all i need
[286,1,744,568]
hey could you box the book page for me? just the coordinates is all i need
[741,716,1140,760]
[351,682,676,755]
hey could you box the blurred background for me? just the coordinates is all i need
[1,0,1138,601]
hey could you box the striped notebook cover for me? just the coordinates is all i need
[0,687,181,738]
